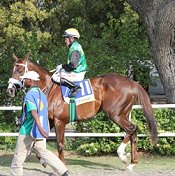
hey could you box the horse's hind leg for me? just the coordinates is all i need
[125,127,138,171]
[113,115,137,171]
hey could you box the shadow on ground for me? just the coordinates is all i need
[65,158,116,170]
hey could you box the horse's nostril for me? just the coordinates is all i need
[7,88,16,97]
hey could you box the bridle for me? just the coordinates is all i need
[8,60,53,93]
[7,61,29,91]
[14,62,29,75]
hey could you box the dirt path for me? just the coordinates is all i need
[0,151,175,176]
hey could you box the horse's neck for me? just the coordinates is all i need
[29,62,53,94]
[41,75,55,95]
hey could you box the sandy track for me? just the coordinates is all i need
[0,151,175,176]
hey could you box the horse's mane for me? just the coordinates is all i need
[29,59,52,76]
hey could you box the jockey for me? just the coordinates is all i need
[52,28,87,97]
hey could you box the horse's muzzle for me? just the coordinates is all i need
[7,78,23,97]
[7,87,16,97]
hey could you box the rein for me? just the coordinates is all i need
[8,61,53,94]
[14,62,28,75]
[41,77,52,92]
[42,69,62,95]
[41,78,54,95]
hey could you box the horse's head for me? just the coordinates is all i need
[7,53,30,97]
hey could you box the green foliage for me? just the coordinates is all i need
[131,108,175,155]
[65,109,175,156]
[0,137,16,151]
[0,110,19,150]
[66,112,123,155]
[0,0,152,106]
[0,0,161,154]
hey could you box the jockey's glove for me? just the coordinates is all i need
[56,64,62,71]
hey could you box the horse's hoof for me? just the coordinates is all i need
[126,163,135,172]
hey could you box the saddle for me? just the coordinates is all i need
[61,79,95,106]
[61,79,95,123]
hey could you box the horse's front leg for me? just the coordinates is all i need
[54,119,66,162]
[117,135,130,164]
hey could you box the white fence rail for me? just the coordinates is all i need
[0,104,175,137]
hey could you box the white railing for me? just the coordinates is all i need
[0,104,175,137]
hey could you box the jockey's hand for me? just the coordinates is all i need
[56,64,62,71]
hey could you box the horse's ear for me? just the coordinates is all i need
[24,53,30,61]
[12,53,19,61]
[24,55,29,60]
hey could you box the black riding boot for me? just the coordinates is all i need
[61,78,81,97]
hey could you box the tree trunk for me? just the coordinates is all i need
[127,0,175,103]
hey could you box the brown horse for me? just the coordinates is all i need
[7,53,158,171]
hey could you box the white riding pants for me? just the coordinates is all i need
[52,68,86,83]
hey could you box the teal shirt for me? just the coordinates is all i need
[67,41,87,73]
[19,100,37,135]
[19,86,49,139]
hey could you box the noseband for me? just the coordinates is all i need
[7,62,29,91]
[8,61,51,93]
[8,78,23,91]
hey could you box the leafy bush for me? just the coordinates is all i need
[0,111,19,151]
[1,108,175,155]
[65,108,175,156]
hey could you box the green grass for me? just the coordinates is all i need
[0,150,175,176]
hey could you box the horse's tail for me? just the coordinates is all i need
[136,84,158,145]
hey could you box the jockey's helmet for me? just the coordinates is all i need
[63,28,80,39]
